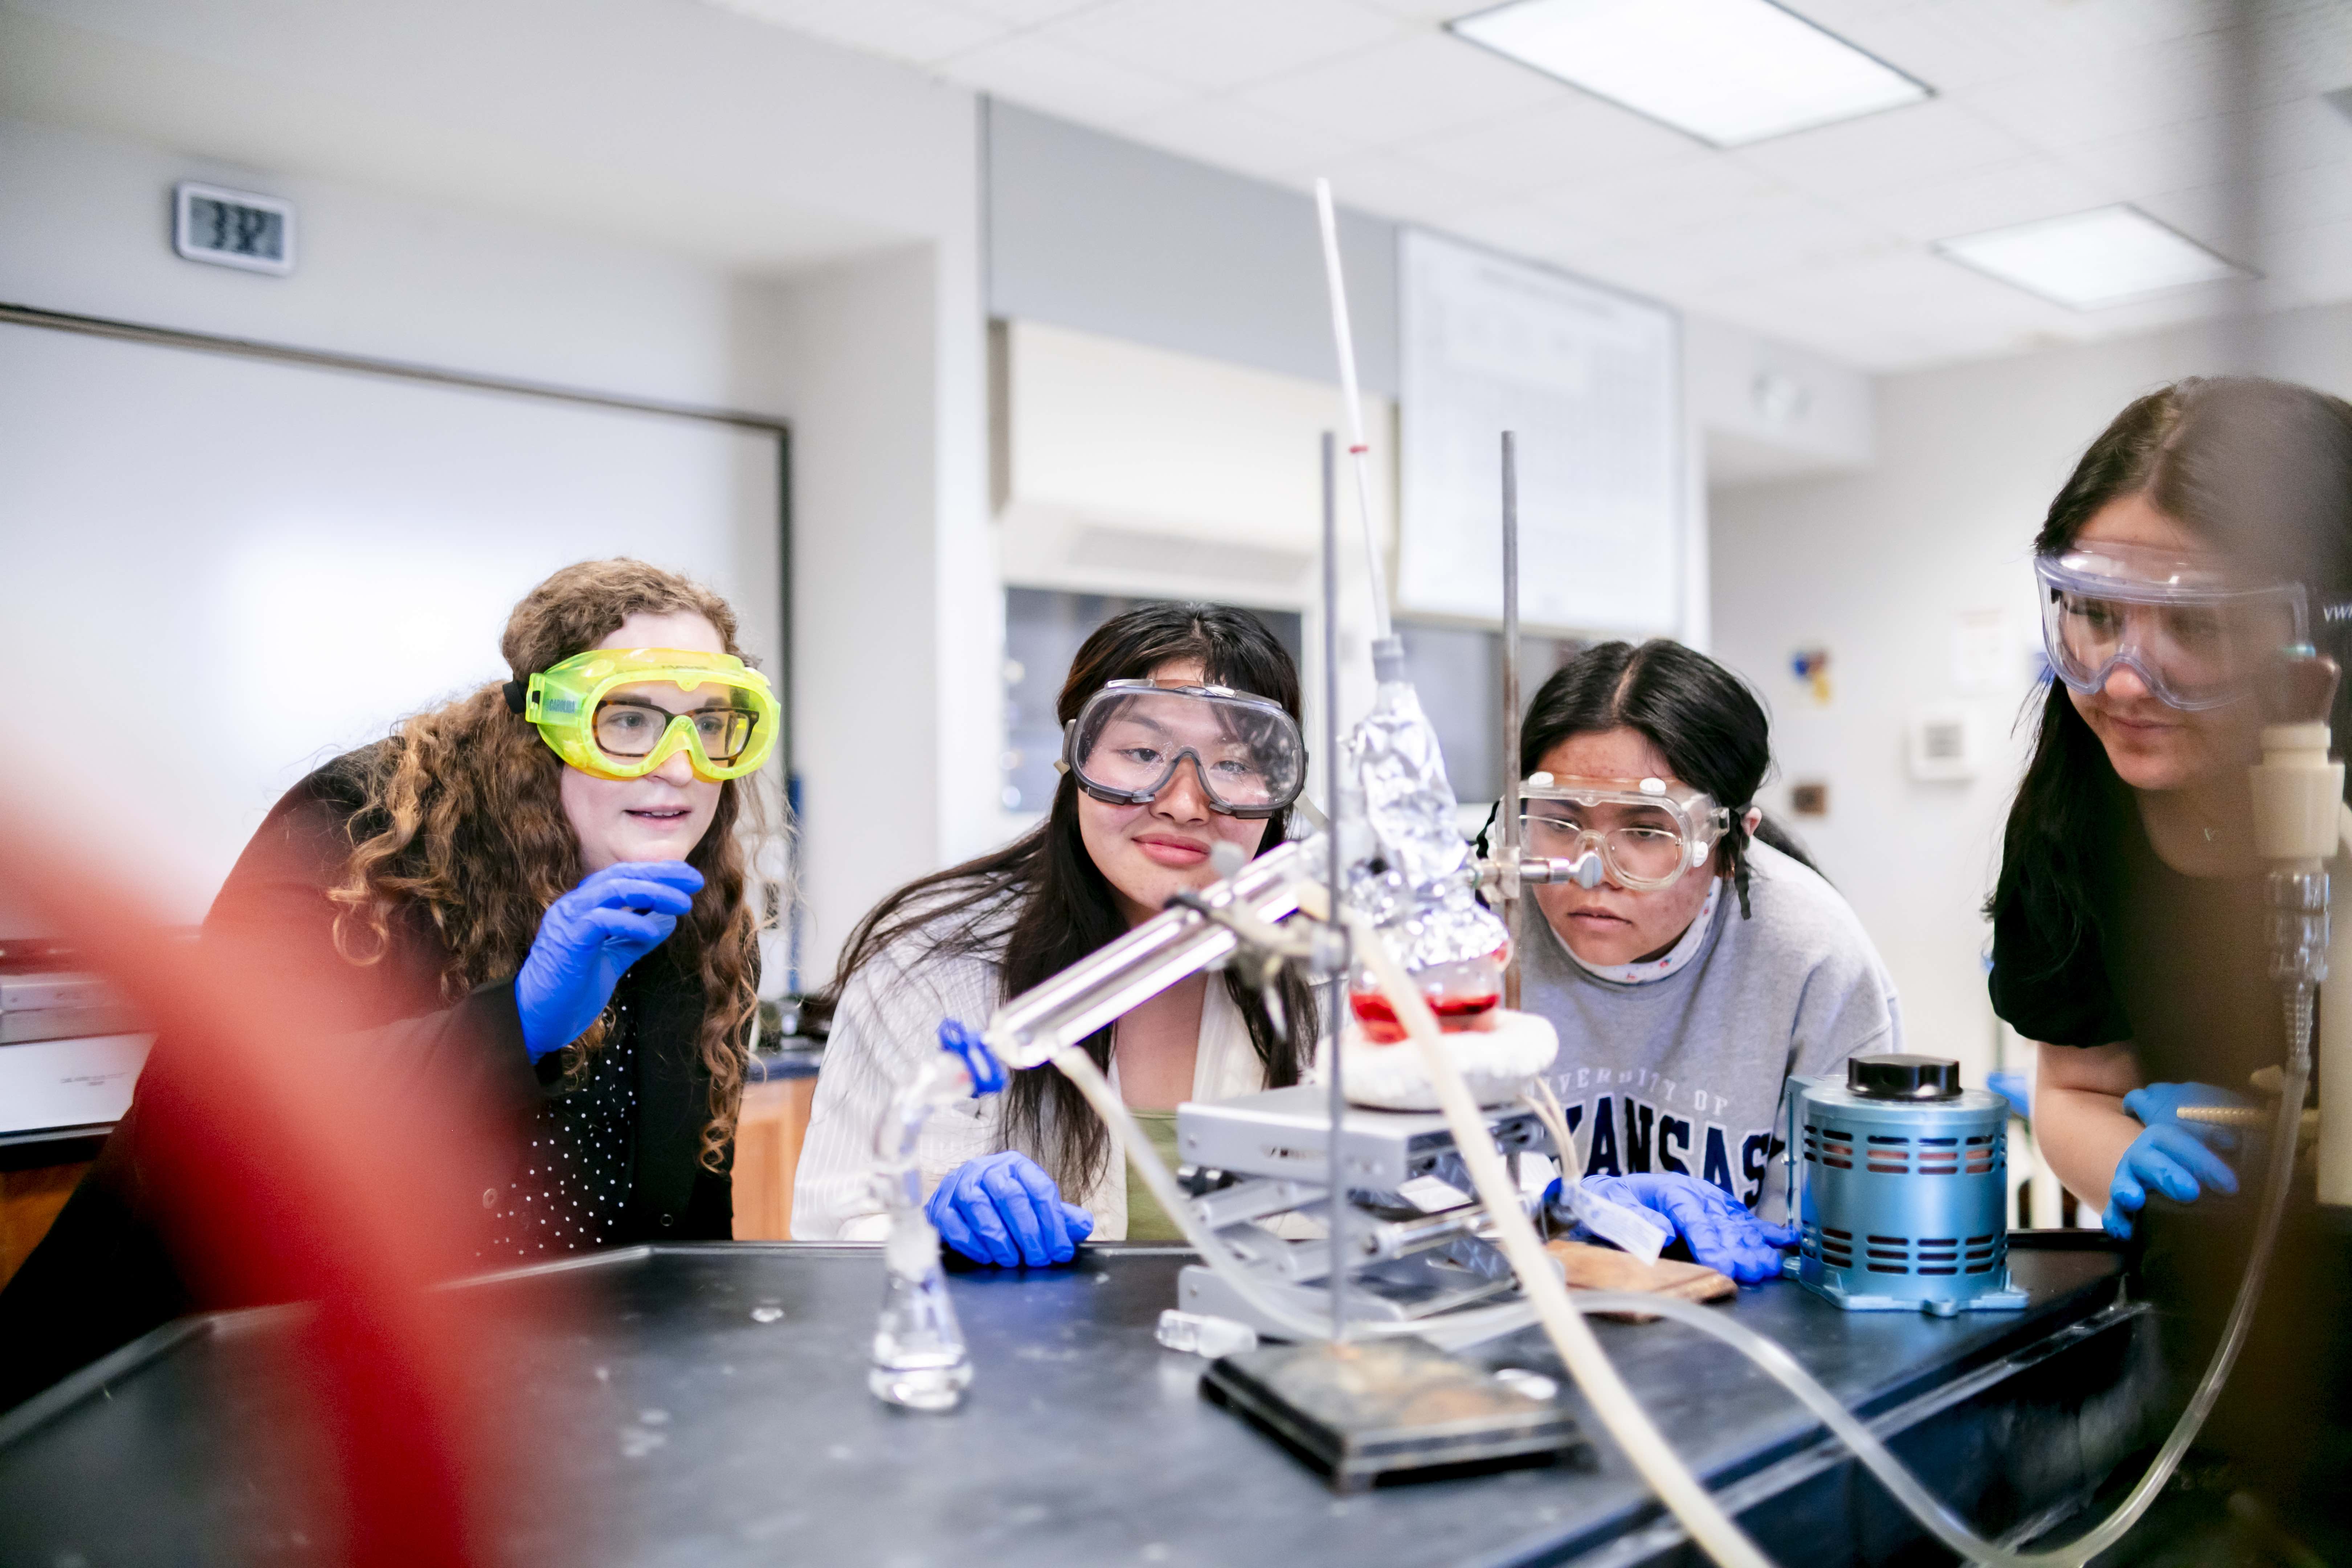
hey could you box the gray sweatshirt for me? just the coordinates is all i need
[1516,839,1902,1217]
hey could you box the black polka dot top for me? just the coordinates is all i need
[483,996,639,1259]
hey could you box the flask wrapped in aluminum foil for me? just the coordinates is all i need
[1338,673,1512,1010]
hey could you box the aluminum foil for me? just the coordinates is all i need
[1338,677,1510,973]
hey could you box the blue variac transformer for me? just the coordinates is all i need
[1781,1055,2027,1316]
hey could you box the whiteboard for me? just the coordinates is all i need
[1396,228,1682,634]
[0,323,781,925]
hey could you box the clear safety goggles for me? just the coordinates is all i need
[2036,544,2308,712]
[1061,681,1305,819]
[514,647,780,783]
[1518,775,1729,892]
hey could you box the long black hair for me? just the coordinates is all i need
[1518,638,1814,918]
[1987,376,2352,973]
[812,603,1314,1197]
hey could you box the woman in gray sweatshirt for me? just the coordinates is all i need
[1508,639,1903,1282]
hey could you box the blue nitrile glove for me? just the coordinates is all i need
[2100,1082,2246,1239]
[1580,1172,1798,1284]
[514,861,704,1062]
[925,1151,1095,1268]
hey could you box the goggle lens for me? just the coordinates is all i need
[593,699,757,762]
[1524,806,1689,883]
[2036,550,2307,710]
[1068,687,1303,815]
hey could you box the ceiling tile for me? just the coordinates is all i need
[1229,29,1564,147]
[1045,0,1403,94]
[2261,96,2352,177]
[948,0,1106,23]
[1967,41,2231,155]
[1577,210,1891,306]
[1730,99,2035,201]
[1530,157,1799,240]
[706,0,1006,66]
[1346,0,1486,20]
[1442,200,1642,271]
[2127,186,2243,258]
[2259,1,2352,99]
[2269,145,2352,232]
[1120,97,1367,184]
[1313,146,1507,222]
[1846,155,2108,245]
[2263,217,2352,306]
[944,32,1194,125]
[1408,96,1704,197]
[2054,115,2239,201]
[1693,250,2069,370]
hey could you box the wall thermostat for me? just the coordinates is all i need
[173,181,295,276]
[1907,705,1984,783]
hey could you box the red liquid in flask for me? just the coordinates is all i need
[1349,989,1500,1045]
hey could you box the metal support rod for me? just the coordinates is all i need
[1314,183,1393,642]
[1500,432,1524,1012]
[1322,430,1349,1341]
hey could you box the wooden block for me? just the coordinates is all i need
[1545,1239,1735,1323]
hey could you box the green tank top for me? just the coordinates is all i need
[1122,1110,1185,1242]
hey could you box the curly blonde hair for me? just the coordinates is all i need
[327,559,772,1170]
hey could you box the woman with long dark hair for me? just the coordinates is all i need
[1511,638,1900,1281]
[0,558,773,1407]
[1985,379,2352,1540]
[793,603,1316,1265]
[1989,377,2352,1236]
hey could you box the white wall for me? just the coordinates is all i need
[0,116,762,418]
[740,228,996,988]
[1686,314,1875,487]
[1709,301,2352,1080]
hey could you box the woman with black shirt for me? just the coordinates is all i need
[1988,377,2352,1235]
[0,558,772,1406]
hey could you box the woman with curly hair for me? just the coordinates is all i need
[0,558,773,1406]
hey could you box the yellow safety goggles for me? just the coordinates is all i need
[509,647,780,783]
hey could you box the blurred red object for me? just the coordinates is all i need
[1,810,515,1567]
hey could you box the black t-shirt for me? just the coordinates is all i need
[1990,789,2279,1095]
[1992,783,2351,1519]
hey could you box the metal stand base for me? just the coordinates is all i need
[1783,1254,2029,1316]
[1199,1338,1587,1494]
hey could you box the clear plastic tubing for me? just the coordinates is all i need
[1587,1049,2306,1565]
[1062,938,2310,1568]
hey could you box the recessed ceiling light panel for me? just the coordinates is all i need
[1935,205,2250,311]
[1447,0,1931,148]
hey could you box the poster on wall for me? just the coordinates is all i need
[1397,228,1682,634]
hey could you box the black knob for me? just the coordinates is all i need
[1847,1054,1960,1101]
